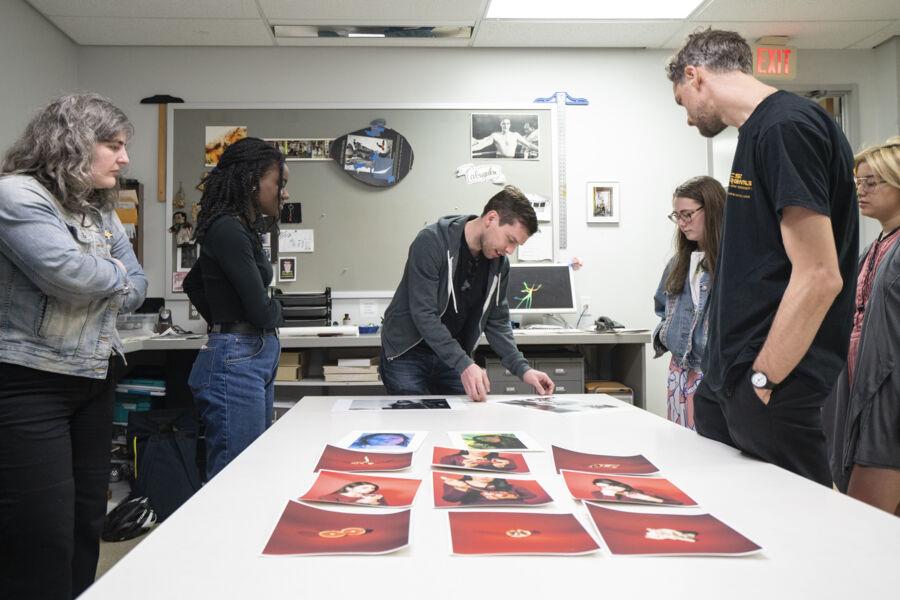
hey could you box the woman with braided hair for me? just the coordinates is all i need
[184,137,289,479]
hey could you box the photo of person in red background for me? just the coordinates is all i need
[586,503,761,556]
[300,470,422,508]
[561,470,697,507]
[433,472,552,507]
[432,447,529,473]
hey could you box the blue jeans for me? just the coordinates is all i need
[379,345,466,396]
[188,333,280,480]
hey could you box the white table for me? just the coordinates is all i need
[83,395,900,599]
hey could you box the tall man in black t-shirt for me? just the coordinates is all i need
[380,186,555,402]
[666,29,858,486]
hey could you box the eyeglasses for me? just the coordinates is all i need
[855,177,887,192]
[667,207,704,223]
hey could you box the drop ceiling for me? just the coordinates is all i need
[25,0,900,49]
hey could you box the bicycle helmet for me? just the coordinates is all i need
[102,496,157,542]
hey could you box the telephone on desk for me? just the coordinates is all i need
[594,316,625,332]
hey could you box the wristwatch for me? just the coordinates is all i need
[750,370,777,391]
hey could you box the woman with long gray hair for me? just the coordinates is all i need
[0,93,147,599]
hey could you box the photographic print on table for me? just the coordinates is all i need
[313,445,412,473]
[552,445,659,475]
[433,471,552,508]
[586,181,620,224]
[279,257,296,282]
[470,113,540,160]
[335,430,428,453]
[448,511,599,556]
[264,138,332,161]
[205,125,247,167]
[585,503,761,557]
[496,396,616,414]
[299,470,422,508]
[561,470,697,507]
[330,398,465,411]
[262,500,410,556]
[432,446,530,474]
[448,431,542,452]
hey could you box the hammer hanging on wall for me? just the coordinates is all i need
[140,94,184,203]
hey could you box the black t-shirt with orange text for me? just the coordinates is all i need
[702,91,858,392]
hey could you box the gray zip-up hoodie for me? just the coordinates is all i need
[382,215,529,378]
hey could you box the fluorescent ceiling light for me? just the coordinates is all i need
[348,32,386,38]
[486,0,704,20]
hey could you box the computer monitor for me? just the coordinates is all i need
[506,264,577,314]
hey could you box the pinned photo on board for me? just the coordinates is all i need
[175,244,198,272]
[264,138,332,161]
[280,202,302,224]
[279,257,296,282]
[205,125,247,167]
[471,113,539,160]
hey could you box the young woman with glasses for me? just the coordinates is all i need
[653,176,725,429]
[825,137,900,515]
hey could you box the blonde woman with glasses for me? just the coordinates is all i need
[825,137,900,516]
[653,176,725,429]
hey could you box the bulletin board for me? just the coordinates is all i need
[165,104,557,299]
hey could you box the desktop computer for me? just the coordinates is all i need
[506,264,580,332]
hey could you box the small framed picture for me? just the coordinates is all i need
[279,257,296,282]
[175,244,198,272]
[586,182,620,224]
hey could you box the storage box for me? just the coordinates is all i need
[278,351,306,366]
[585,380,633,405]
[113,398,153,424]
[275,366,301,381]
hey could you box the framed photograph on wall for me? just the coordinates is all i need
[471,113,539,160]
[279,257,297,282]
[586,182,620,224]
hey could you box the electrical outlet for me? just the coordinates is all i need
[580,296,592,315]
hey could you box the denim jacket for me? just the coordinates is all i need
[652,258,711,370]
[0,175,148,379]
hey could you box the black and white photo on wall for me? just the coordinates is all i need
[280,202,302,224]
[176,244,198,272]
[586,182,620,224]
[471,113,539,160]
[279,257,297,282]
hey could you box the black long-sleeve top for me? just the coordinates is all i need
[183,215,282,329]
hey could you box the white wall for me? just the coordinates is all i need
[0,0,78,149]
[73,43,898,416]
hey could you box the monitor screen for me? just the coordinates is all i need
[506,264,577,314]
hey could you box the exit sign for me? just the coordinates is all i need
[754,45,797,80]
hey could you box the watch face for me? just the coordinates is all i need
[751,372,767,388]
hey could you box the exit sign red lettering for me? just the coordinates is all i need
[753,45,797,80]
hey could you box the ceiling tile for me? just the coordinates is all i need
[259,0,484,23]
[46,16,274,46]
[849,20,900,49]
[665,20,893,49]
[695,0,900,22]
[474,21,684,48]
[27,0,261,19]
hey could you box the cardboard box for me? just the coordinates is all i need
[585,380,633,405]
[279,351,305,366]
[275,366,301,381]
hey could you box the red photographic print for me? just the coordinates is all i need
[552,445,659,475]
[561,470,697,507]
[314,445,412,473]
[586,503,761,556]
[432,471,552,508]
[299,470,422,508]
[262,500,410,555]
[431,446,530,474]
[448,511,599,555]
